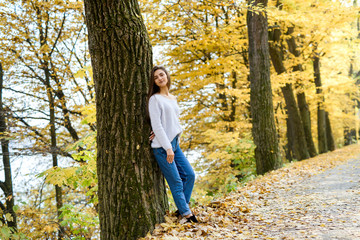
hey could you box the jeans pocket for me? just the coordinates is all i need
[153,147,166,157]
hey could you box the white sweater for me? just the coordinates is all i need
[148,94,183,150]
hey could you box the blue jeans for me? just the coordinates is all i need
[152,134,195,216]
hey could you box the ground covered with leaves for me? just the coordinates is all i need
[141,144,360,239]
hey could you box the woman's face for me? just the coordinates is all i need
[154,69,168,88]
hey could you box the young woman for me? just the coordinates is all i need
[147,65,198,223]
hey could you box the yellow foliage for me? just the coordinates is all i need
[81,103,96,125]
[42,166,77,186]
[0,0,94,156]
[140,0,360,198]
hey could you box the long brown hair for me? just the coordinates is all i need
[146,65,171,123]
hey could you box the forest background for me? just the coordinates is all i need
[0,0,359,239]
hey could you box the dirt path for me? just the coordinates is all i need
[248,158,360,239]
[144,146,360,240]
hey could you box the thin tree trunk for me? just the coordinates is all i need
[268,28,310,160]
[325,111,335,151]
[36,4,64,236]
[45,65,64,239]
[281,84,310,160]
[286,118,294,160]
[215,71,237,132]
[0,63,17,231]
[84,1,168,239]
[247,0,282,175]
[286,26,317,157]
[297,92,317,157]
[313,52,328,153]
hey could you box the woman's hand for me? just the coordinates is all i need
[166,149,175,164]
[149,130,155,142]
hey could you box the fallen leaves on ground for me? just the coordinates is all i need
[140,144,360,239]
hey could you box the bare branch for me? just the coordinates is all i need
[49,12,67,57]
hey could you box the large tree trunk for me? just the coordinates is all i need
[268,28,310,161]
[0,63,17,231]
[247,0,282,175]
[84,1,168,239]
[286,27,317,157]
[313,52,328,153]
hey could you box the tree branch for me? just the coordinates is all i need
[0,181,8,194]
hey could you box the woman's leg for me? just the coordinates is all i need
[173,144,195,204]
[152,147,192,216]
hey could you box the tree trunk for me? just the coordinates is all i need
[44,64,64,239]
[281,84,310,160]
[344,127,356,145]
[49,96,64,239]
[84,1,168,239]
[286,26,317,157]
[325,111,335,151]
[36,4,64,235]
[268,28,310,161]
[247,0,282,175]
[0,63,17,231]
[297,92,317,157]
[313,52,328,153]
[285,117,294,161]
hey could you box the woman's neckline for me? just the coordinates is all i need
[155,93,177,101]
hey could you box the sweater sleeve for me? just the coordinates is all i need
[148,96,172,150]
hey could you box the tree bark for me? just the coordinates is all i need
[84,1,168,239]
[344,127,356,145]
[285,117,295,160]
[247,0,282,175]
[286,27,317,157]
[268,28,310,161]
[313,52,328,153]
[296,92,317,157]
[0,63,17,231]
[215,71,237,132]
[325,111,335,151]
[281,84,310,160]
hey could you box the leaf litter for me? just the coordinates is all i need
[141,144,360,239]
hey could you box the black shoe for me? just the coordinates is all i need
[186,214,198,223]
[174,210,180,217]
